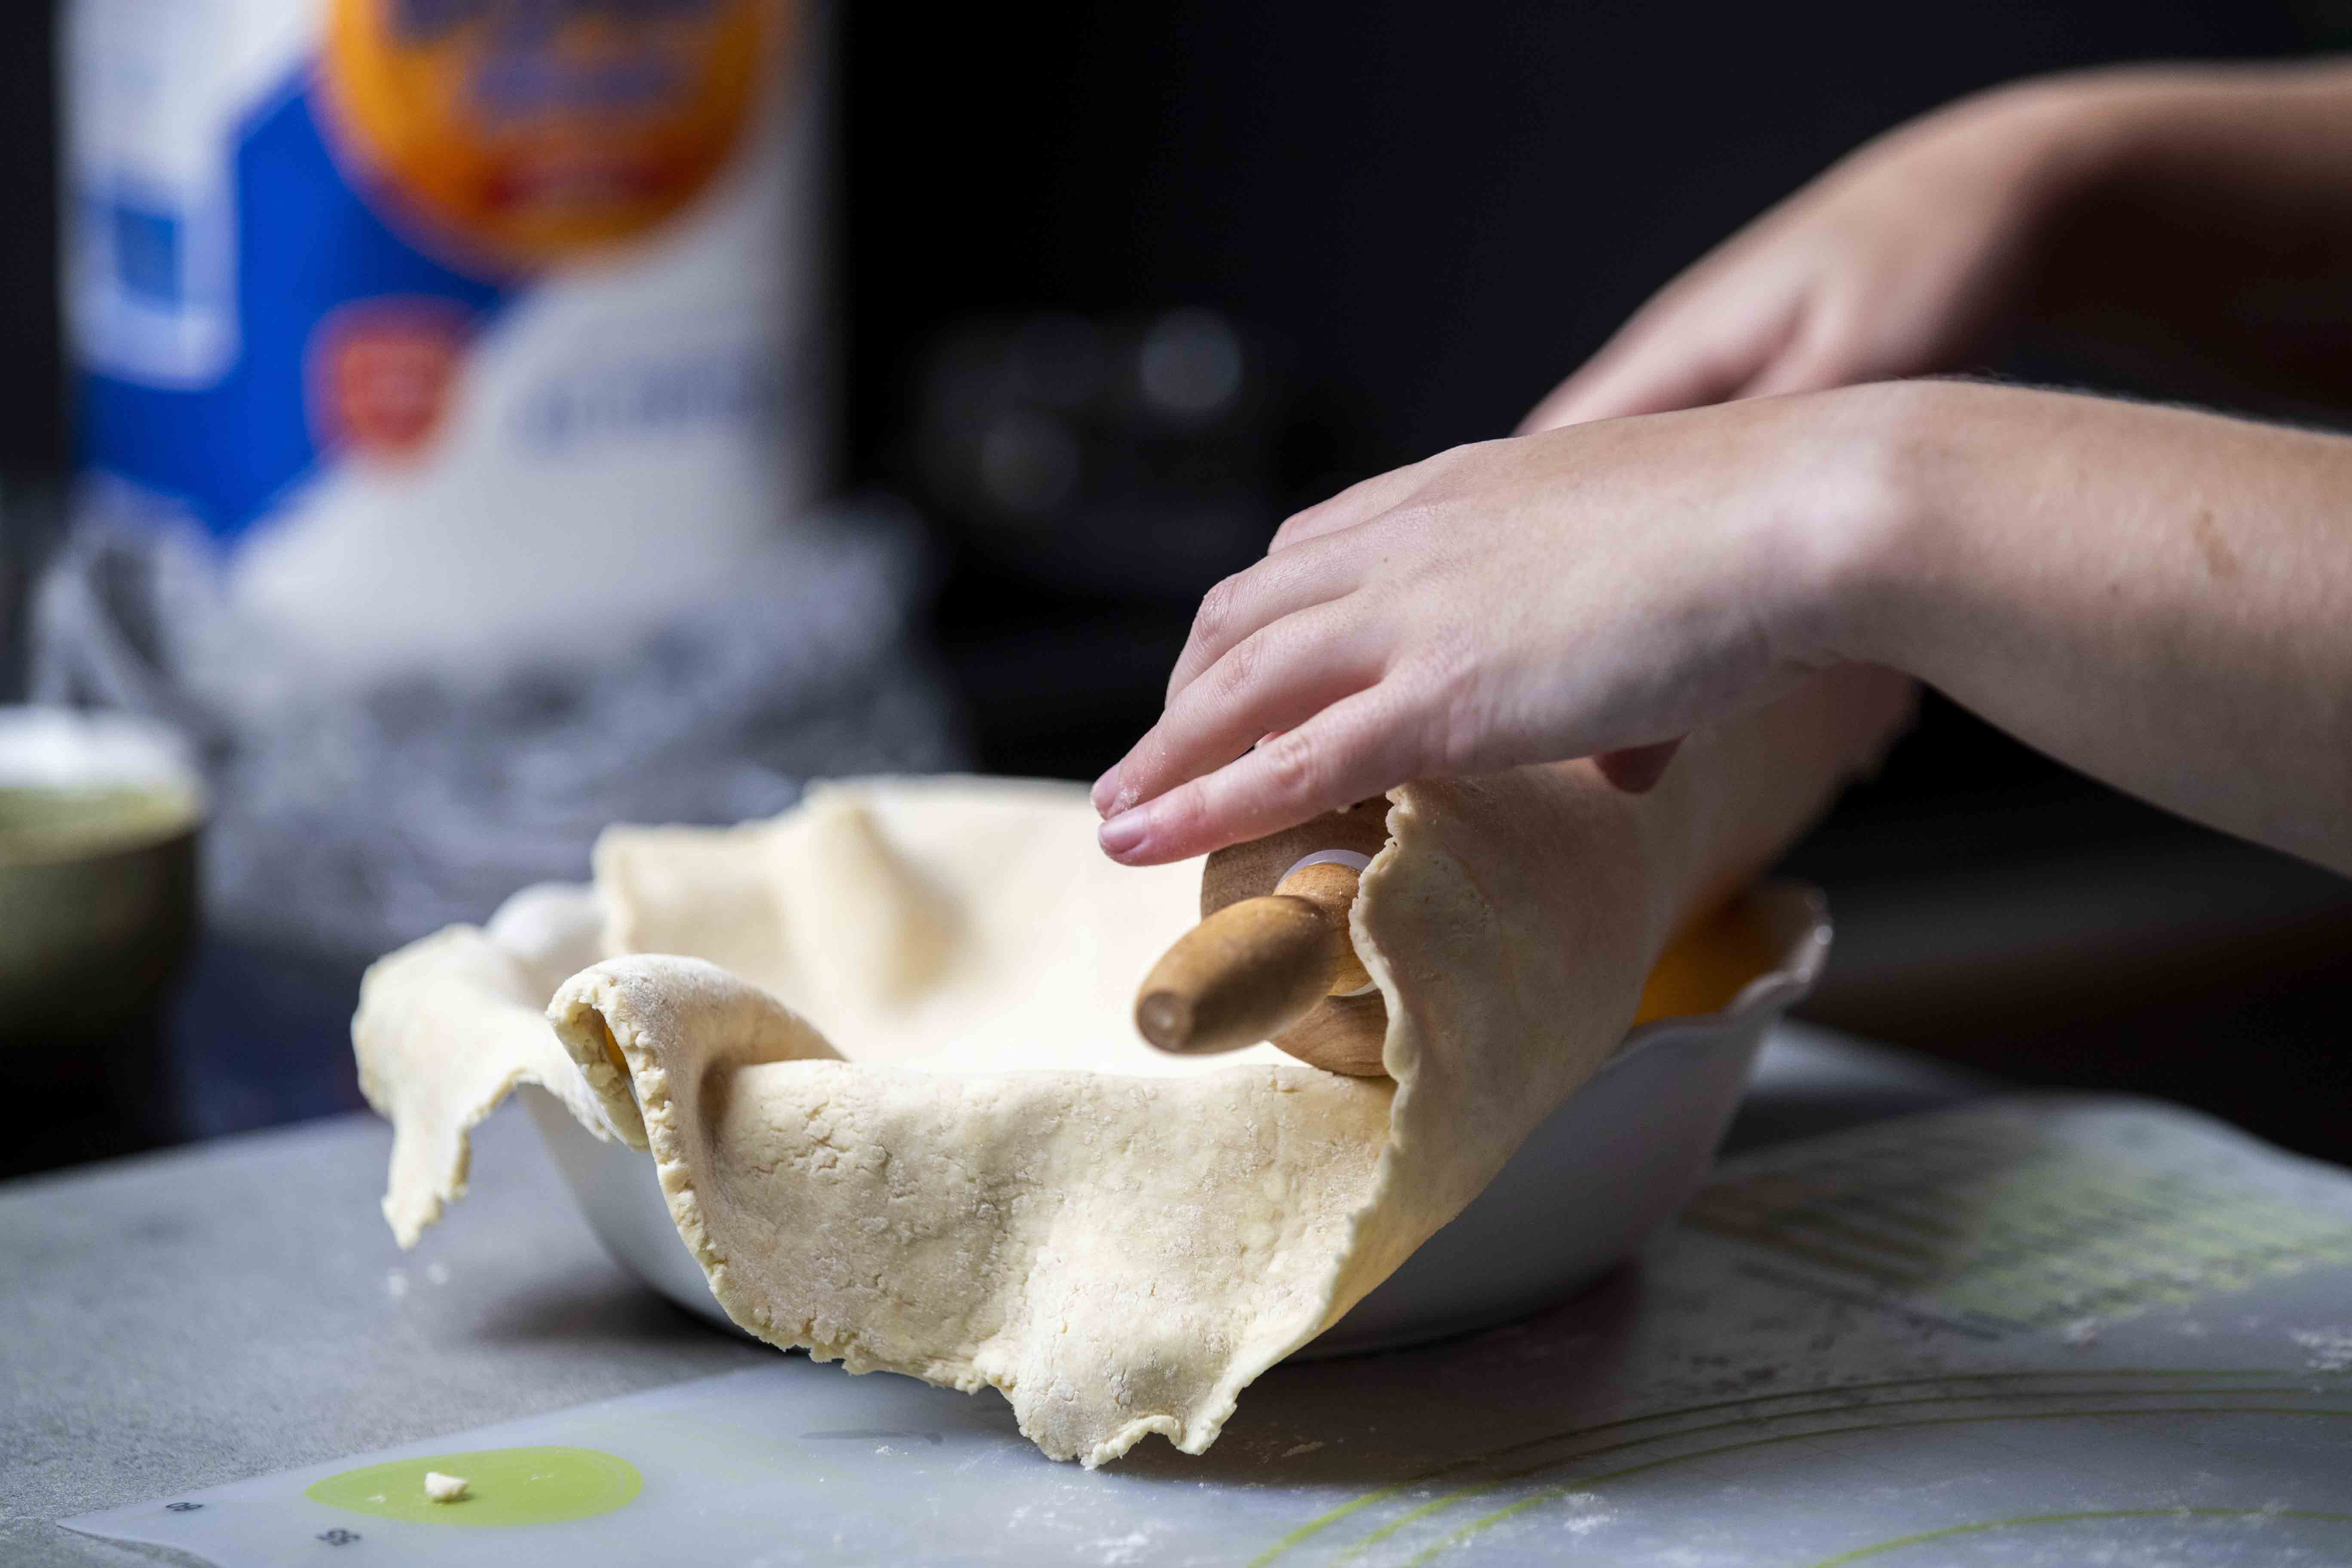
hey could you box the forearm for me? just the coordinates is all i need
[1096,377,2337,872]
[1996,61,2352,401]
[2052,58,2352,220]
[1973,58,2352,255]
[1463,666,1914,988]
[1827,381,2352,873]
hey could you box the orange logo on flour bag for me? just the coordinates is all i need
[320,0,790,275]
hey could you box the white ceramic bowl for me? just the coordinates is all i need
[530,882,1829,1357]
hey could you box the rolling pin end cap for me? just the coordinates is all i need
[1136,990,1197,1054]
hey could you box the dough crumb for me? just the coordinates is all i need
[423,1471,470,1504]
[2059,1317,2102,1347]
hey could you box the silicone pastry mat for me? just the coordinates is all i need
[68,1096,2352,1566]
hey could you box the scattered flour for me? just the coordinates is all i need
[2288,1328,2352,1371]
[1558,1491,1615,1537]
[1091,1528,1153,1565]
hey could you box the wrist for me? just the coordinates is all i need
[1767,380,1968,674]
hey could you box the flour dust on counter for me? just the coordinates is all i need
[67,1095,2352,1567]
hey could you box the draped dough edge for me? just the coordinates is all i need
[353,925,641,1250]
[543,775,1648,1465]
[545,956,1395,1466]
[354,771,1682,1465]
[1318,769,1661,1334]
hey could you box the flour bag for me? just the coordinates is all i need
[44,0,958,957]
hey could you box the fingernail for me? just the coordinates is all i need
[1090,767,1119,814]
[1098,808,1147,858]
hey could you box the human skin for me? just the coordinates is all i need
[1091,63,2352,877]
[1522,60,2352,430]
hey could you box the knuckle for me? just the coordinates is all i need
[1191,572,1245,644]
[1259,729,1325,806]
[1268,508,1315,551]
[1409,641,1489,772]
[1213,627,1265,701]
[1412,625,1479,698]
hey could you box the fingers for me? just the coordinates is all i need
[1519,330,1755,434]
[1268,456,1436,553]
[1158,535,1363,706]
[1105,601,1383,818]
[1519,274,1807,433]
[1098,683,1431,865]
[1091,554,1354,817]
[1733,326,1864,401]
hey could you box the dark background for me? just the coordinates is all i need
[3,1,2347,1173]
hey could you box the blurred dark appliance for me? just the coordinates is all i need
[910,308,1357,779]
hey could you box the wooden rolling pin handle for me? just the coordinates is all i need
[1283,860,1372,993]
[1135,860,1366,1059]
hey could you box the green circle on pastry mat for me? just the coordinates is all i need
[304,1446,643,1526]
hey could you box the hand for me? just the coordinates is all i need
[1519,81,2099,433]
[1090,387,1893,864]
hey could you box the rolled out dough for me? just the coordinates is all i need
[354,771,1678,1465]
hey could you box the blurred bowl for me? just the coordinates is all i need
[0,707,205,1040]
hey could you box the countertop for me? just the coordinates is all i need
[2,1023,1987,1567]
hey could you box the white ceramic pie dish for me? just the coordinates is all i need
[527,882,1829,1358]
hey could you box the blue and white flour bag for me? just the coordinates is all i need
[42,0,957,956]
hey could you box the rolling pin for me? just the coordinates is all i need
[1133,797,1393,1077]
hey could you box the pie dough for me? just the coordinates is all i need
[355,723,1862,1464]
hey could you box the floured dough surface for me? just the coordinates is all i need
[354,772,1686,1464]
[594,780,1299,1077]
